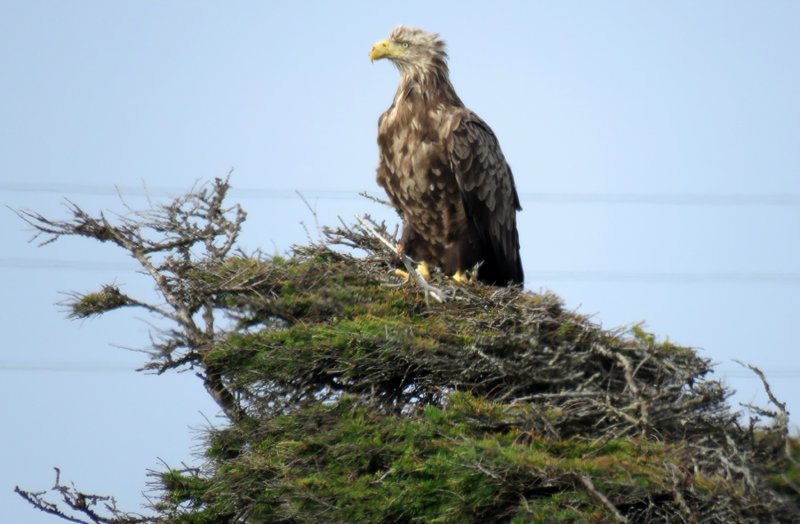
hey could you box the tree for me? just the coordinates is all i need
[15,179,800,522]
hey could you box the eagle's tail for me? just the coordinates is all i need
[478,250,524,286]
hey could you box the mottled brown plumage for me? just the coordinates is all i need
[370,26,523,285]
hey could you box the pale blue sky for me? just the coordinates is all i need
[2,2,799,521]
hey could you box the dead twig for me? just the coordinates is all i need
[354,214,446,303]
[577,475,627,523]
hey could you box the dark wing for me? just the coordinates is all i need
[448,111,523,284]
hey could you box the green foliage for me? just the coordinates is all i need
[151,242,798,522]
[770,437,800,503]
[161,395,687,522]
[69,285,132,319]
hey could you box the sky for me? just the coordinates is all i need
[2,1,799,521]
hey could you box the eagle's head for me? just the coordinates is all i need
[370,26,448,76]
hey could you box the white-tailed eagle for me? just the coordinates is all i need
[371,26,523,286]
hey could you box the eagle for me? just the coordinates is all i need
[370,26,524,286]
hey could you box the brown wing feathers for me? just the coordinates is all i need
[449,115,523,284]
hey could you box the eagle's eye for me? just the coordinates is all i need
[400,41,410,48]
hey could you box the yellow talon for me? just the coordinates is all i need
[417,261,431,280]
[394,262,431,282]
[452,270,473,284]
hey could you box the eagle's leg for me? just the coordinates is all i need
[394,261,431,282]
[452,269,475,284]
[417,261,431,279]
[393,226,431,281]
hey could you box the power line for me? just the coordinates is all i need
[0,361,134,373]
[2,257,800,283]
[0,258,136,272]
[530,271,800,284]
[0,361,796,378]
[522,192,800,206]
[3,181,800,206]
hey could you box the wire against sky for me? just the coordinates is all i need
[3,182,800,206]
[0,361,134,372]
[2,258,800,283]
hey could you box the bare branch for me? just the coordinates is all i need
[577,475,627,523]
[15,468,148,524]
[355,214,446,303]
[16,177,247,421]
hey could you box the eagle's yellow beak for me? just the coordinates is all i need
[370,39,400,63]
